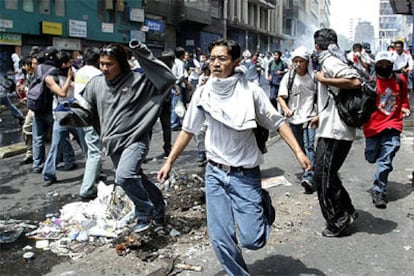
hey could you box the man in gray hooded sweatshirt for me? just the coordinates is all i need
[61,41,175,232]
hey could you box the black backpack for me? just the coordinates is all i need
[329,81,377,128]
[26,65,55,113]
[323,57,378,128]
[338,73,403,127]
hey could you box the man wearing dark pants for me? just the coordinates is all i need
[313,28,362,237]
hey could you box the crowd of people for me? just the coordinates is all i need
[0,27,413,275]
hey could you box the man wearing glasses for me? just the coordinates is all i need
[61,41,176,232]
[158,39,311,276]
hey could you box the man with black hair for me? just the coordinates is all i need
[171,46,189,130]
[17,56,36,164]
[149,48,175,158]
[346,43,372,75]
[42,50,86,187]
[74,47,103,198]
[31,46,59,173]
[393,40,413,80]
[158,38,311,275]
[60,41,175,233]
[313,28,362,237]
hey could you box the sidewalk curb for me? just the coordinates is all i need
[0,142,26,159]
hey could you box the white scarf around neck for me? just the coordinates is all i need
[197,65,257,130]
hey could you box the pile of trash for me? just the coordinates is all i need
[1,172,208,274]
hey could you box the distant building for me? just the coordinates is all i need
[379,0,410,50]
[354,21,375,50]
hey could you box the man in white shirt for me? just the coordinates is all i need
[171,47,189,130]
[346,43,373,75]
[392,40,413,78]
[73,47,103,199]
[158,38,311,276]
[313,28,362,238]
[278,46,318,194]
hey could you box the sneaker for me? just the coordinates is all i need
[20,156,33,165]
[43,177,57,187]
[153,216,166,226]
[321,226,342,237]
[301,179,314,194]
[261,189,276,225]
[80,192,97,200]
[372,192,387,209]
[133,219,151,233]
[154,200,167,226]
[322,212,355,238]
[62,163,77,171]
[33,167,42,174]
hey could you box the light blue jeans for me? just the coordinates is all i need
[170,88,183,129]
[110,136,165,221]
[0,95,24,119]
[79,126,102,197]
[290,123,315,184]
[205,163,270,276]
[42,120,86,181]
[365,128,401,194]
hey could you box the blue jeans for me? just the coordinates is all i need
[290,123,315,184]
[43,120,86,181]
[170,89,183,129]
[205,163,270,276]
[110,136,165,221]
[32,112,53,170]
[0,95,24,119]
[79,126,102,197]
[365,129,401,194]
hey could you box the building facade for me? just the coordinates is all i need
[0,0,327,74]
[379,0,412,51]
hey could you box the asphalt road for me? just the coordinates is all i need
[1,99,414,275]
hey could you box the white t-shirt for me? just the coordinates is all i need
[317,53,360,141]
[393,52,414,71]
[183,80,285,168]
[278,71,317,125]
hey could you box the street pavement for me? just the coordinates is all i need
[1,96,414,275]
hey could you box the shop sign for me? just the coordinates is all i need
[53,37,81,50]
[102,23,114,33]
[42,21,62,35]
[69,20,87,38]
[130,30,146,43]
[0,33,22,45]
[129,8,144,22]
[0,19,13,29]
[144,19,163,32]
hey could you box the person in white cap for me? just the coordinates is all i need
[363,51,411,209]
[277,46,318,194]
[241,49,259,84]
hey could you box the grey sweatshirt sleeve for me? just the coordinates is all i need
[129,41,176,93]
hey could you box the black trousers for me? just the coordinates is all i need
[314,137,355,229]
[148,99,172,155]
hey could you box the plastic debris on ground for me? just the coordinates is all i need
[0,219,37,243]
[4,170,207,273]
[24,181,135,259]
